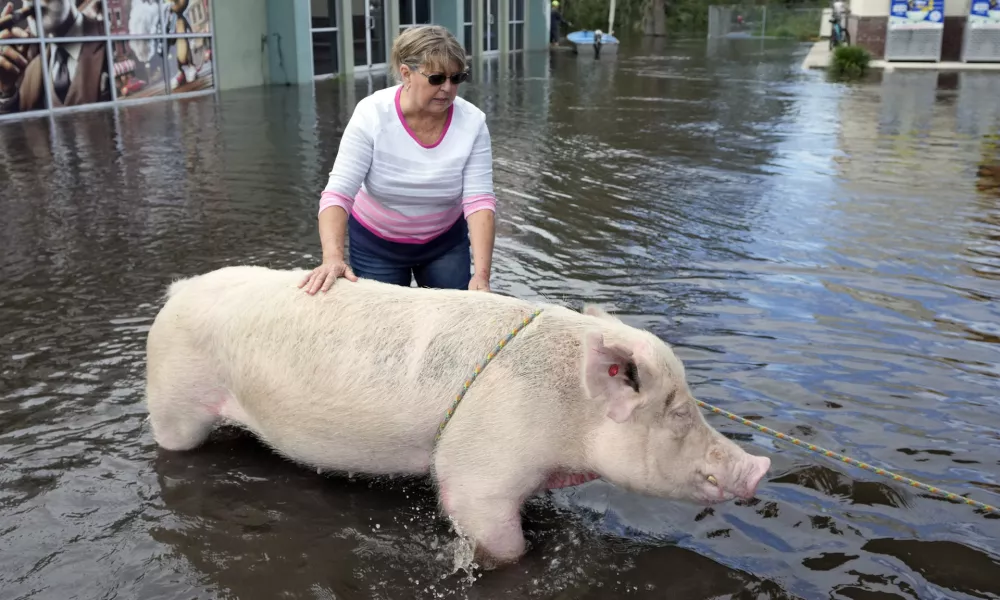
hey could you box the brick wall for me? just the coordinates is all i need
[848,15,887,59]
[848,16,968,61]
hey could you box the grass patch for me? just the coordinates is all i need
[764,8,824,41]
[829,45,872,79]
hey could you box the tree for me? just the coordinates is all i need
[644,0,667,36]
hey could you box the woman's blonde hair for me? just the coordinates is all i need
[389,25,467,84]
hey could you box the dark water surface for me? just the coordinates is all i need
[2,37,1000,599]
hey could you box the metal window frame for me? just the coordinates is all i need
[342,0,391,74]
[0,0,219,124]
[508,0,524,52]
[309,0,341,79]
[482,0,499,55]
[397,0,433,29]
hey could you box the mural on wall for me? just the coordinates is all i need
[166,33,210,92]
[0,1,44,114]
[108,0,211,96]
[112,36,167,98]
[1,0,211,114]
[164,0,211,90]
[1,0,112,113]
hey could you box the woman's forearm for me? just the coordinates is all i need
[467,209,496,281]
[319,207,350,262]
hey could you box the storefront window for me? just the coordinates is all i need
[398,0,430,34]
[462,0,472,56]
[310,0,340,78]
[509,0,524,51]
[0,0,216,119]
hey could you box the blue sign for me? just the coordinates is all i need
[968,0,1000,29]
[889,0,945,28]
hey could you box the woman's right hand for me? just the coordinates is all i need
[299,257,358,295]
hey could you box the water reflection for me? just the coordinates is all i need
[1,37,999,600]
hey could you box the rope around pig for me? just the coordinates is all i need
[435,308,997,515]
[435,308,545,442]
[696,400,999,515]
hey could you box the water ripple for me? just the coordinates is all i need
[1,37,999,600]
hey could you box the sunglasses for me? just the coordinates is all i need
[411,68,469,86]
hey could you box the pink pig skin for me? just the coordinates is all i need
[145,266,771,568]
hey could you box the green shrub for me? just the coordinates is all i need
[829,45,871,79]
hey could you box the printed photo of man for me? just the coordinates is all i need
[0,0,110,114]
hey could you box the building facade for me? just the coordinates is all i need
[847,0,1000,62]
[305,0,549,80]
[0,0,549,122]
[0,0,217,122]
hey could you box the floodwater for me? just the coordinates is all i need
[2,36,1000,599]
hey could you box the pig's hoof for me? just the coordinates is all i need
[473,543,525,571]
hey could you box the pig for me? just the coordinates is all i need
[144,265,771,568]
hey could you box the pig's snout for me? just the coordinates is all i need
[736,455,771,500]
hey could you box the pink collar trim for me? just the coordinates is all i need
[394,85,453,149]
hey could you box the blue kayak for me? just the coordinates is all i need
[566,30,620,46]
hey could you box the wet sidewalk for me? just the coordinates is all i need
[801,40,1000,71]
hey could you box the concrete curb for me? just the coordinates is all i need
[800,40,1000,72]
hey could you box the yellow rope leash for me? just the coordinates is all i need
[435,308,544,442]
[696,399,999,515]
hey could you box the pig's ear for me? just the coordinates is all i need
[583,305,622,323]
[582,331,643,423]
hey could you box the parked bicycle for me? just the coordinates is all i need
[829,3,850,49]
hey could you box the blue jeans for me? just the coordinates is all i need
[347,214,473,290]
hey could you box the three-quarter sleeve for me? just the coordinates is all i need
[319,101,376,217]
[460,119,497,218]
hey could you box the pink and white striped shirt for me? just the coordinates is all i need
[318,85,496,243]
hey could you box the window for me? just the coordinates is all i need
[509,0,524,52]
[463,0,473,56]
[399,0,431,34]
[311,0,340,78]
[0,0,216,120]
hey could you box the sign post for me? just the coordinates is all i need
[884,0,945,61]
[962,0,1000,61]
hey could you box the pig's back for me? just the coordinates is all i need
[156,265,556,471]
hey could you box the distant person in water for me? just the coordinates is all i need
[550,0,572,45]
[300,25,497,294]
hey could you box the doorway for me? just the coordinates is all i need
[353,0,388,71]
[482,0,499,55]
[311,0,340,79]
[509,0,524,52]
[398,0,431,34]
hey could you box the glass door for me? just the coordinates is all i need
[353,0,388,70]
[509,0,524,52]
[463,0,473,56]
[398,0,431,34]
[311,0,340,79]
[482,0,499,54]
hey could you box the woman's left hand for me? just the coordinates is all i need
[469,274,491,292]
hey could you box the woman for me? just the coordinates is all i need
[300,25,496,295]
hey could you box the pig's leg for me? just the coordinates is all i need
[147,385,229,451]
[435,454,542,567]
[146,351,227,451]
